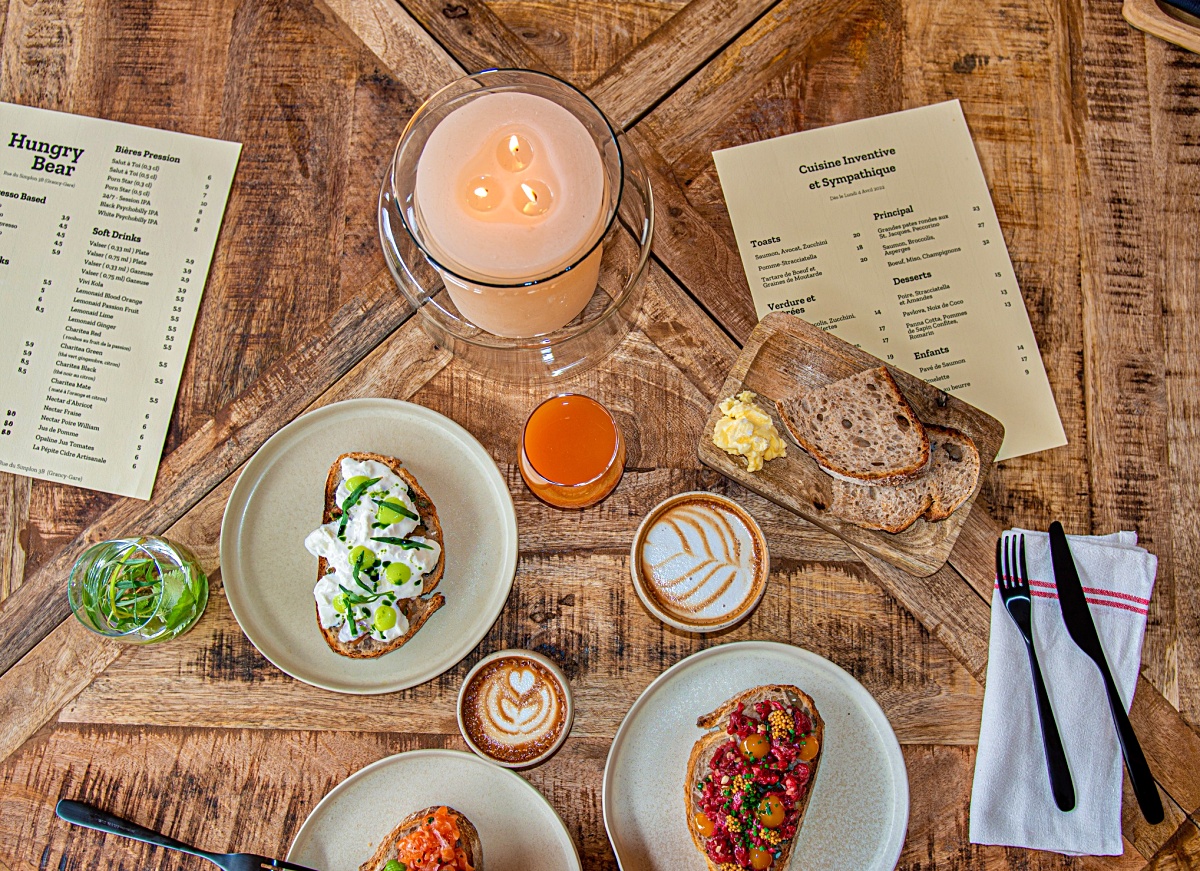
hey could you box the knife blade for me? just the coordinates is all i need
[1048,521,1164,824]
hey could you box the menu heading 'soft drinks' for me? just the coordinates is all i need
[0,103,240,499]
[713,100,1065,461]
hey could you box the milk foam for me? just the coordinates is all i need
[463,657,566,761]
[639,498,763,622]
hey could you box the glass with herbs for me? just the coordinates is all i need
[67,536,209,643]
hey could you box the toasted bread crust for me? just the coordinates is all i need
[685,685,824,871]
[316,451,446,658]
[359,805,482,871]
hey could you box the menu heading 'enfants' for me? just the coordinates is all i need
[799,146,897,190]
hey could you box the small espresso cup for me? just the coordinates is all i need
[631,491,770,633]
[457,649,574,768]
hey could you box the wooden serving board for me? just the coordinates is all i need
[1123,0,1200,54]
[699,313,1004,577]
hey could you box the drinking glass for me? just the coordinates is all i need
[519,393,625,509]
[67,536,208,643]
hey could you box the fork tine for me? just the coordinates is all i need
[1018,533,1029,588]
[995,536,1003,588]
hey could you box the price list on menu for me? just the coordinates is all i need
[0,102,240,498]
[714,100,1066,461]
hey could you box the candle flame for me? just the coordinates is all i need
[521,183,538,203]
[509,134,520,155]
[474,186,489,198]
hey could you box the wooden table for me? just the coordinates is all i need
[2,1,1199,868]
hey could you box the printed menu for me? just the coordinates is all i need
[713,100,1065,461]
[0,103,240,498]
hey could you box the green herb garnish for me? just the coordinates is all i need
[371,536,433,550]
[373,497,418,521]
[337,476,381,536]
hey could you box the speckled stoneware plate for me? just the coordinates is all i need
[289,749,581,871]
[220,398,518,694]
[602,641,908,871]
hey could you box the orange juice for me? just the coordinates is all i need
[520,394,625,508]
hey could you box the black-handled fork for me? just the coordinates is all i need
[56,799,321,871]
[996,534,1076,811]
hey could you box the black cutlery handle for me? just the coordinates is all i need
[1100,674,1165,824]
[1023,640,1076,811]
[55,799,214,861]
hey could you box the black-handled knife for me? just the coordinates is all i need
[1048,522,1164,824]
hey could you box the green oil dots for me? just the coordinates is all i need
[349,545,376,571]
[385,562,411,585]
[373,604,397,632]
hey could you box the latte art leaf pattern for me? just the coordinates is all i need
[641,502,761,622]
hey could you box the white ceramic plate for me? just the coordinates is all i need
[220,398,518,694]
[289,749,581,871]
[602,641,908,870]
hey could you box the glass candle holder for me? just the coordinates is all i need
[380,69,654,381]
[67,536,208,643]
[519,394,625,509]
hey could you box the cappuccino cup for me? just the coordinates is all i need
[457,649,573,768]
[631,491,770,632]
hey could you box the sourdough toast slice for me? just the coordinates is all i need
[923,425,980,521]
[830,478,933,533]
[316,451,445,659]
[776,367,929,484]
[686,685,824,870]
[359,805,482,871]
[828,424,979,533]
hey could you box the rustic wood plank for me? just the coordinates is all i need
[0,475,29,602]
[1146,35,1200,730]
[489,0,686,90]
[62,553,984,743]
[1138,816,1200,871]
[1069,0,1175,703]
[587,0,778,130]
[396,0,549,74]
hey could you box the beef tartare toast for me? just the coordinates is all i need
[687,685,824,870]
[304,451,446,658]
[360,805,482,871]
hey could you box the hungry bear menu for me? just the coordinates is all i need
[713,100,1065,461]
[0,102,240,499]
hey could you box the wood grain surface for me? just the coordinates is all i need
[2,1,1200,870]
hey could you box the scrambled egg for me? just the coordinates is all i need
[712,391,787,472]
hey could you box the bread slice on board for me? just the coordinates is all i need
[317,451,446,659]
[776,367,929,484]
[923,424,980,521]
[359,805,482,871]
[829,424,980,532]
[686,685,824,871]
[830,478,933,533]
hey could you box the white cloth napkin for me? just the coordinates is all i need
[969,528,1157,855]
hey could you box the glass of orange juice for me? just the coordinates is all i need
[519,394,625,509]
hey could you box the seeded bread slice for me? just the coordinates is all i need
[686,685,824,871]
[776,367,930,484]
[923,425,980,521]
[830,479,933,534]
[829,425,980,532]
[359,806,482,871]
[316,451,446,659]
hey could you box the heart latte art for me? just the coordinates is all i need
[461,656,567,764]
[638,495,767,627]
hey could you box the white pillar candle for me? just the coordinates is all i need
[414,91,608,338]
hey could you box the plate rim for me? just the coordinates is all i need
[287,748,583,870]
[601,639,910,870]
[219,397,518,694]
